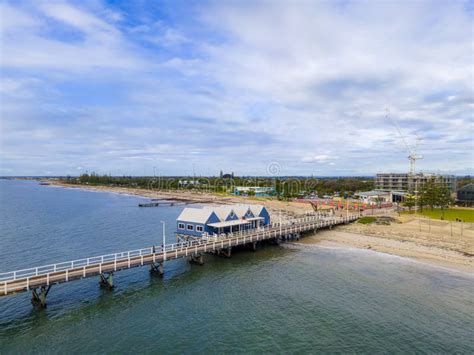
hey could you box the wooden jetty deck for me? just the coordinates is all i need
[0,215,358,306]
[138,199,214,207]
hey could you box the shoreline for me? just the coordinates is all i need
[297,239,474,277]
[46,180,319,215]
[48,181,223,201]
[47,181,473,274]
[299,230,473,274]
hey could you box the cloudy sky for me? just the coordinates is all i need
[0,0,472,176]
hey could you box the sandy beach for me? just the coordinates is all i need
[49,180,317,215]
[302,231,473,274]
[49,181,474,273]
[300,219,473,273]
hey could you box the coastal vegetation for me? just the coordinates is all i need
[358,216,377,224]
[357,216,396,225]
[403,177,453,215]
[66,173,374,199]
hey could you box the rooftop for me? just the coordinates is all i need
[458,183,474,192]
[355,190,389,197]
[176,208,217,224]
[178,204,267,224]
[207,217,263,228]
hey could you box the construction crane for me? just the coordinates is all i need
[386,108,423,175]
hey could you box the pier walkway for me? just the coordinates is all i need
[0,214,358,306]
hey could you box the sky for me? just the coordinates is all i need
[0,0,473,177]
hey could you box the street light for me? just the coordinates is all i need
[160,221,166,261]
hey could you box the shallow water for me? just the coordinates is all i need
[1,180,473,353]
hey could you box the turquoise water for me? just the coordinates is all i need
[0,180,473,353]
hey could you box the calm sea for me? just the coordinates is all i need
[0,180,473,353]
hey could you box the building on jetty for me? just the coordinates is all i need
[176,205,270,237]
[1,214,358,307]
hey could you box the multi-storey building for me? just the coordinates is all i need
[375,173,456,193]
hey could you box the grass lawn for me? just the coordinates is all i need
[358,216,377,224]
[403,208,474,223]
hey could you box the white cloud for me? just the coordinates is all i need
[302,155,334,163]
[0,2,144,70]
[0,0,472,176]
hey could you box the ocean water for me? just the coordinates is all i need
[0,180,473,353]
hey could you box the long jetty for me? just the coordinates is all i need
[0,214,358,307]
[138,200,214,207]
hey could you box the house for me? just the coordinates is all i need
[233,186,275,197]
[176,208,220,237]
[176,204,271,237]
[457,184,474,206]
[178,180,201,187]
[354,190,391,204]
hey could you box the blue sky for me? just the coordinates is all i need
[0,0,473,176]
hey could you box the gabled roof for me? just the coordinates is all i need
[177,208,217,224]
[204,206,236,221]
[180,204,268,224]
[232,205,254,218]
[249,205,267,216]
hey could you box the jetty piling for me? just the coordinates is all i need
[99,272,114,289]
[0,215,358,307]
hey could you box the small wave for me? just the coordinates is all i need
[284,242,474,278]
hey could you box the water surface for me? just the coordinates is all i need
[1,180,473,353]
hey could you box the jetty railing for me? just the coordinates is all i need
[0,214,358,297]
[0,215,328,282]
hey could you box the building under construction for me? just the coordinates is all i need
[375,173,456,193]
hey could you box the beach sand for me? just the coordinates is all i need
[49,181,316,215]
[49,181,474,273]
[300,227,473,274]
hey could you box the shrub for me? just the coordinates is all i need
[358,216,377,224]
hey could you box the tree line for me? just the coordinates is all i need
[404,177,453,217]
[68,173,374,198]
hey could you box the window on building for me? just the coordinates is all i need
[186,224,194,231]
[178,223,185,229]
[196,225,204,232]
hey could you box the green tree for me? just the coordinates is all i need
[282,182,290,200]
[404,194,416,211]
[436,182,453,219]
[275,178,281,200]
[78,173,89,184]
[419,178,438,211]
